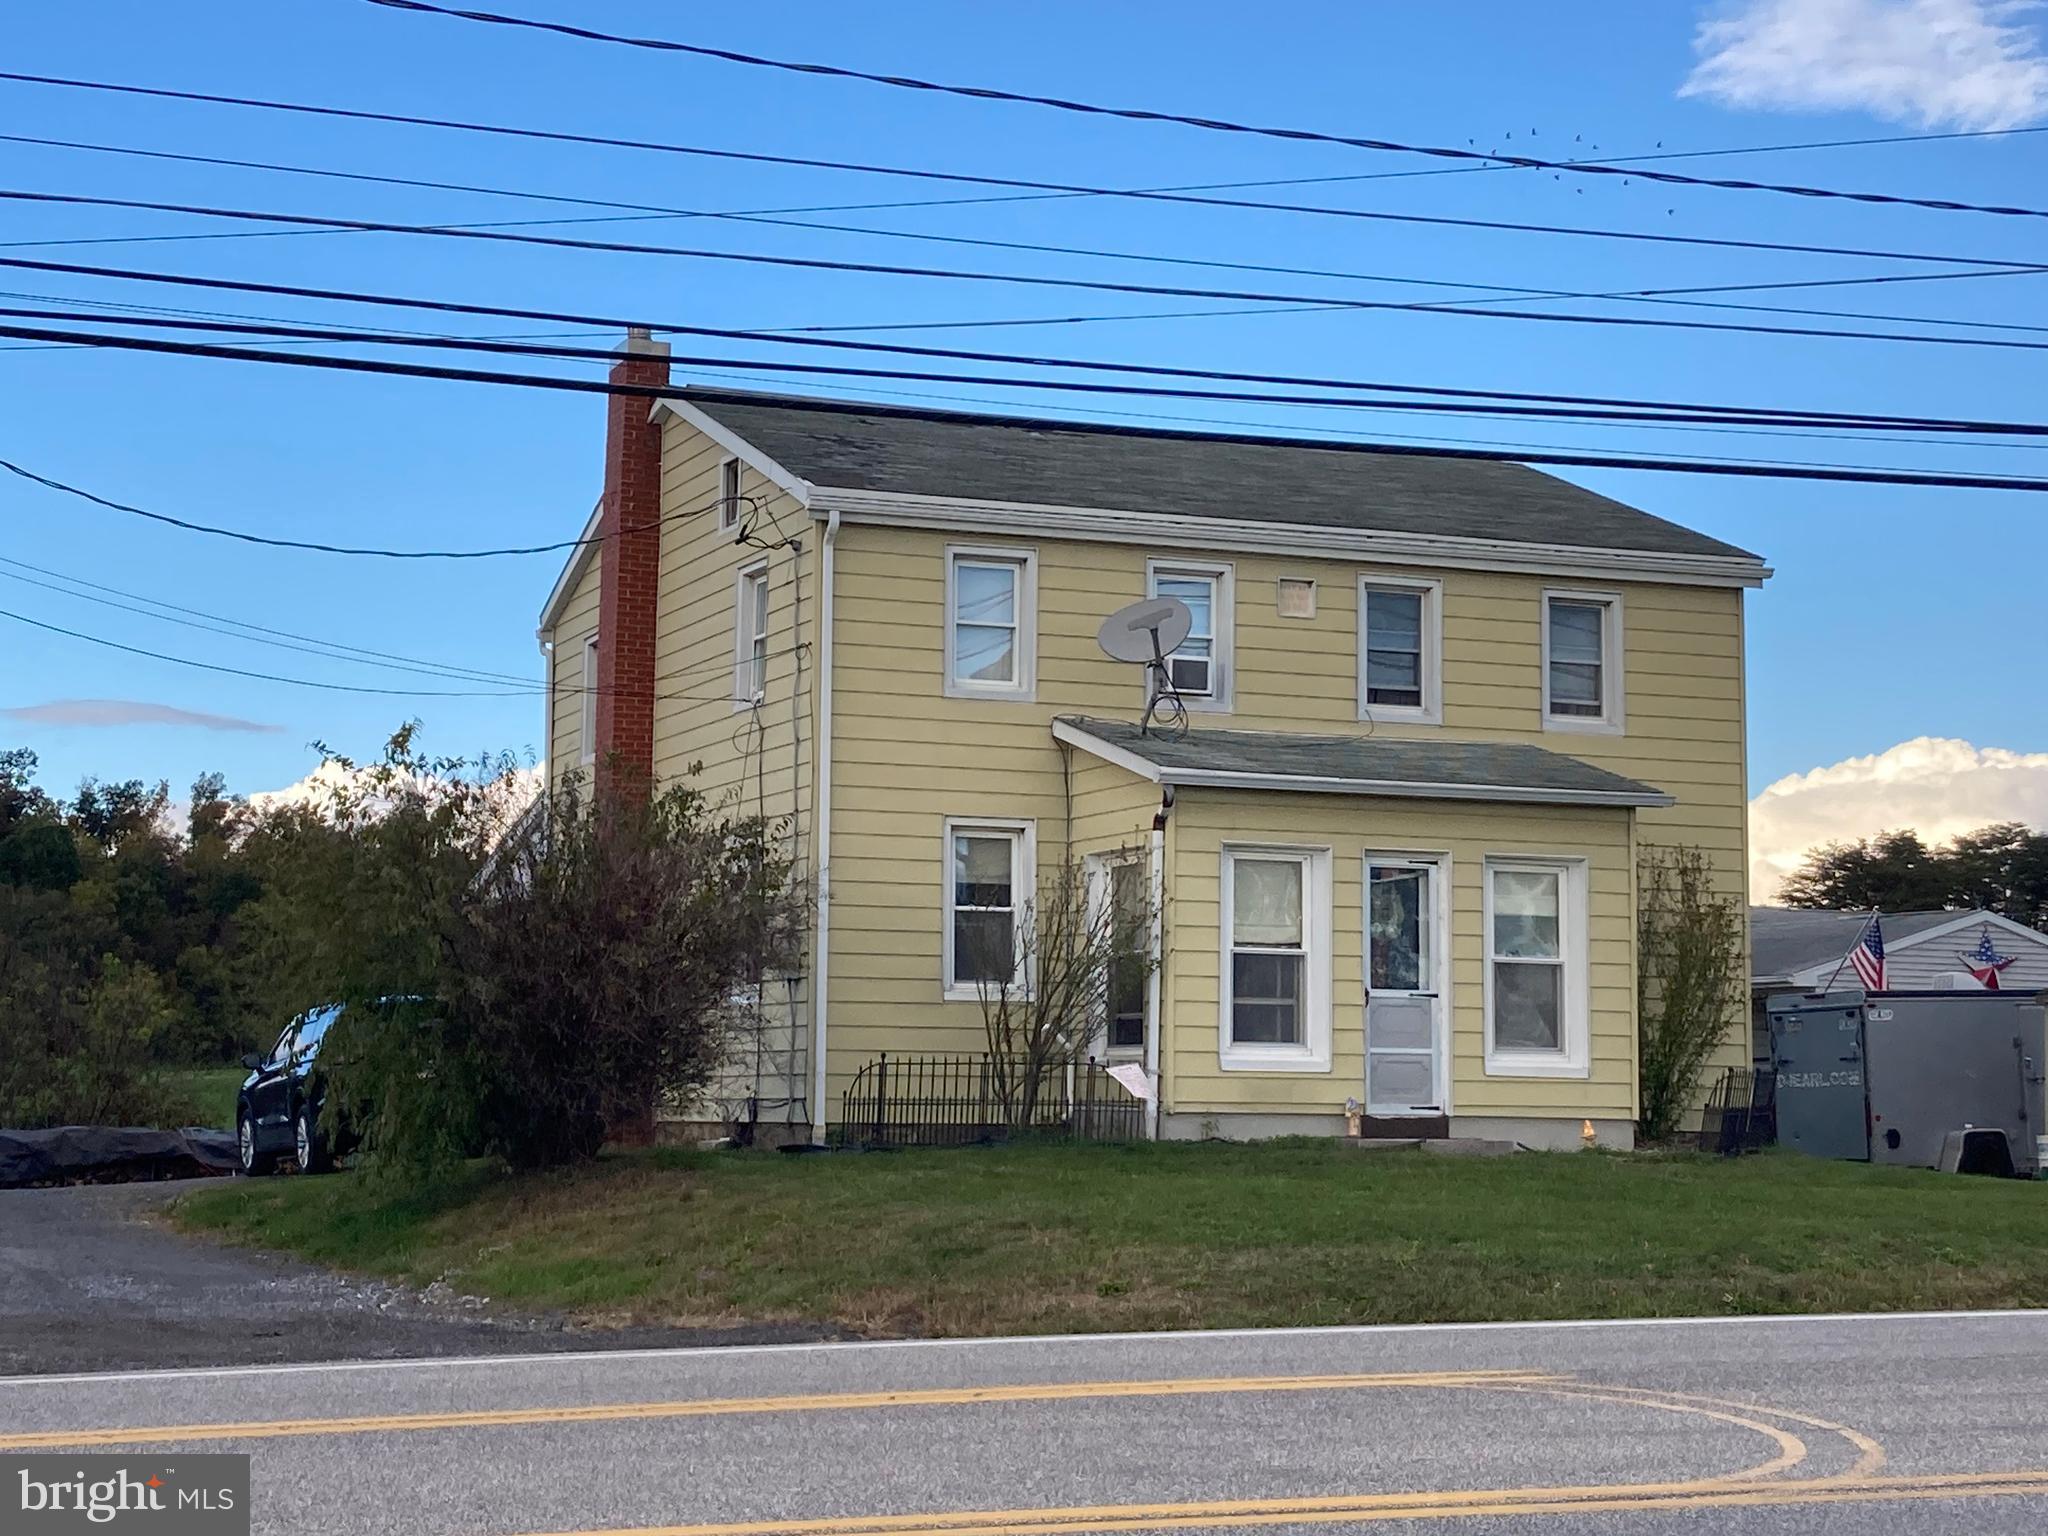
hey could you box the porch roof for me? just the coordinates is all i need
[1053,717,1673,809]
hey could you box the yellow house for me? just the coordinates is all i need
[540,335,1769,1149]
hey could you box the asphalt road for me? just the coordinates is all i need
[0,1181,839,1374]
[4,1310,2047,1535]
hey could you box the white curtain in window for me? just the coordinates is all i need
[1233,859,1302,946]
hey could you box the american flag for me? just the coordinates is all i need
[1849,913,1886,991]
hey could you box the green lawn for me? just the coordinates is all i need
[170,1142,2048,1336]
[161,1066,246,1130]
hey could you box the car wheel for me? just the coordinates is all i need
[295,1107,332,1174]
[238,1110,276,1177]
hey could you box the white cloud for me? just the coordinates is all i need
[1749,737,2048,899]
[1681,0,2048,129]
[2,698,281,733]
[249,761,541,824]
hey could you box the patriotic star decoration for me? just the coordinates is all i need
[1960,924,2017,989]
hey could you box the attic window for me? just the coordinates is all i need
[718,457,743,532]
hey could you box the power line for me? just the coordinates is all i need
[6,72,2042,274]
[21,303,2048,438]
[365,0,2048,224]
[15,319,2048,493]
[14,187,2048,361]
[669,363,2048,465]
[1,454,759,559]
[11,254,2048,438]
[0,603,532,696]
[0,594,810,703]
[26,285,2048,458]
[0,555,539,686]
[12,132,2048,341]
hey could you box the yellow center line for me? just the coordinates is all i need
[1570,1382,1887,1478]
[1484,1382,1807,1480]
[518,1470,2048,1536]
[0,1370,1563,1450]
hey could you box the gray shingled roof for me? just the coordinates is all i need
[1749,907,1962,978]
[686,389,1759,561]
[1058,717,1671,806]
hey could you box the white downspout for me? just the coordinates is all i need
[537,633,555,795]
[1144,787,1172,1140]
[810,508,841,1145]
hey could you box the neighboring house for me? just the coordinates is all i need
[538,333,1769,1149]
[1749,905,2048,1059]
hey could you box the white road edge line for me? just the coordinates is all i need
[3,1308,2045,1389]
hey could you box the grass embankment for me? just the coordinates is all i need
[172,1141,2048,1336]
[160,1067,245,1130]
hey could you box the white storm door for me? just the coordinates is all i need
[1365,858,1443,1116]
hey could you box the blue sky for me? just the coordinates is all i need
[4,0,2047,854]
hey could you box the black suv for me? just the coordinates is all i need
[236,1005,352,1175]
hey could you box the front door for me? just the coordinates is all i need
[1365,858,1443,1117]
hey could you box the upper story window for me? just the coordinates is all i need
[1218,844,1332,1072]
[1483,857,1589,1077]
[1357,576,1442,725]
[1146,559,1233,711]
[734,562,769,707]
[717,456,743,533]
[944,546,1037,700]
[579,634,599,765]
[944,818,1032,997]
[1543,590,1624,733]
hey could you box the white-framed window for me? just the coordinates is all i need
[717,456,743,534]
[1482,857,1590,1078]
[733,561,769,708]
[1219,845,1333,1072]
[1087,854,1150,1056]
[578,634,599,765]
[942,818,1034,998]
[1357,575,1442,725]
[944,545,1037,700]
[1145,558,1233,711]
[1542,589,1624,733]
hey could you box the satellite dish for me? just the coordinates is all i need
[1097,596,1192,664]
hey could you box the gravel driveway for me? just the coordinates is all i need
[0,1179,838,1376]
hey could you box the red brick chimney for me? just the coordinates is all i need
[593,329,670,797]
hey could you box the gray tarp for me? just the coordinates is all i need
[0,1126,239,1188]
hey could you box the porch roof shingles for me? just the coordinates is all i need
[1055,717,1673,808]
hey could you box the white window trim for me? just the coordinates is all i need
[1356,573,1443,726]
[1145,557,1235,713]
[1481,855,1591,1079]
[716,455,744,538]
[732,560,770,710]
[943,544,1038,701]
[1218,843,1333,1073]
[578,634,598,766]
[941,816,1036,1001]
[1085,851,1150,1060]
[1541,588,1625,735]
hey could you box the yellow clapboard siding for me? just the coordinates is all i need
[564,454,1754,1131]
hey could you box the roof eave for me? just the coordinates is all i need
[811,486,1769,588]
[1050,719,1673,809]
[537,495,605,634]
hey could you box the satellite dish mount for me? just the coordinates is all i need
[1095,596,1195,737]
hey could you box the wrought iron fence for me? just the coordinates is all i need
[836,1053,1144,1148]
[1697,1065,1776,1155]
